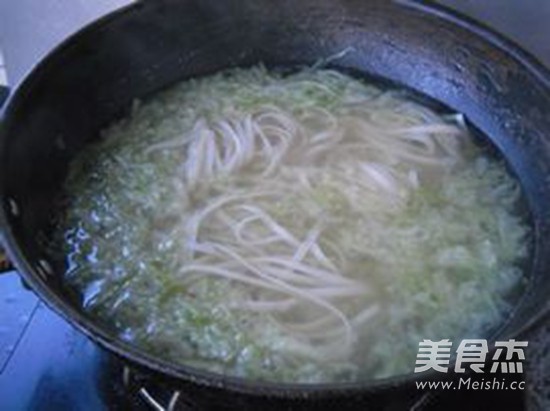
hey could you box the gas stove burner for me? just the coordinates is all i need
[121,366,188,411]
[109,358,434,411]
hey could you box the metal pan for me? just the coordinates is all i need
[1,0,550,408]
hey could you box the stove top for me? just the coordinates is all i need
[0,273,108,411]
[1,1,549,410]
[0,271,170,411]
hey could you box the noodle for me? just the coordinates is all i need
[55,67,529,383]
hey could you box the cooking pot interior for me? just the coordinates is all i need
[1,0,550,392]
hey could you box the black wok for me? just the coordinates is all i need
[1,0,550,409]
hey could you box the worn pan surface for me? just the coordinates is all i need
[1,0,550,408]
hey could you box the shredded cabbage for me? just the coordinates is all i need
[55,66,529,383]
